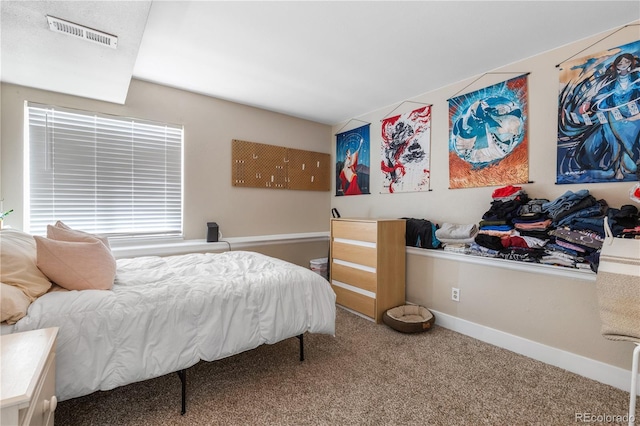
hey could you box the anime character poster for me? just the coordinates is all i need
[380,106,431,193]
[557,40,640,184]
[448,75,529,189]
[335,124,370,196]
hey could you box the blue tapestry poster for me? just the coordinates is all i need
[448,75,529,189]
[557,39,640,184]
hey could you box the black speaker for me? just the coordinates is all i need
[206,222,219,242]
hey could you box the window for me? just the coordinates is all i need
[26,102,183,238]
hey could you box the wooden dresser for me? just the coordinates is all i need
[330,218,406,323]
[1,327,58,426]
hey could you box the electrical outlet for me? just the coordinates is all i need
[451,287,460,302]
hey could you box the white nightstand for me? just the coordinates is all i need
[1,327,58,426]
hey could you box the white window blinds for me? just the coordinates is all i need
[26,103,183,238]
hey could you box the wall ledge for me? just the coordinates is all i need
[111,233,595,282]
[111,231,330,259]
[406,246,596,282]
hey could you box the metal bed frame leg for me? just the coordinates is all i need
[175,335,303,415]
[297,334,304,361]
[177,369,187,415]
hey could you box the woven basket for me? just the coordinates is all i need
[595,218,640,343]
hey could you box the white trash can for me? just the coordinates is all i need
[310,257,328,280]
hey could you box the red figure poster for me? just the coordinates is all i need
[335,124,370,196]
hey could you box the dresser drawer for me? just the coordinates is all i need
[332,220,377,243]
[332,285,375,318]
[330,262,376,293]
[332,241,377,269]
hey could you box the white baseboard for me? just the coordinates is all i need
[429,309,637,394]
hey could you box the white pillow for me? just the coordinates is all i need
[0,229,52,300]
[1,282,32,324]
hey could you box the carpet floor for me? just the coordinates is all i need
[55,307,633,425]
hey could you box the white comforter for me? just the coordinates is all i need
[14,251,336,401]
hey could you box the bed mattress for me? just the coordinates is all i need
[13,250,336,401]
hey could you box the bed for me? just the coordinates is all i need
[0,227,336,412]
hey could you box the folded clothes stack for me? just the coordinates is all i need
[541,228,604,269]
[512,198,552,239]
[476,187,545,259]
[541,195,638,270]
[542,190,598,226]
[435,223,478,254]
[477,185,530,240]
[491,185,527,202]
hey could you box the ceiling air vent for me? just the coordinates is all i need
[46,15,118,49]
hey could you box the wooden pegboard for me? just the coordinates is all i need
[232,139,288,189]
[287,148,330,191]
[232,139,329,191]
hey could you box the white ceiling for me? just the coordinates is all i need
[1,1,151,105]
[2,1,639,125]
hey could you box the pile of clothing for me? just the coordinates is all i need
[468,186,640,271]
[609,204,640,238]
[403,218,440,249]
[407,185,640,271]
[471,186,547,262]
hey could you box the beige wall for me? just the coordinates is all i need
[406,253,635,369]
[331,22,640,370]
[0,79,332,238]
[331,23,638,220]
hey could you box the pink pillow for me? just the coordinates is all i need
[54,220,72,229]
[34,237,116,291]
[50,221,110,249]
